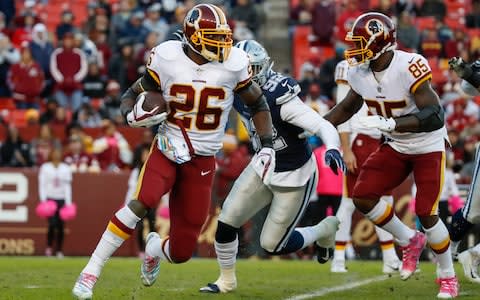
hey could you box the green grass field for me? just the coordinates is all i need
[0,257,479,300]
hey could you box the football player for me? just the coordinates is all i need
[448,57,480,283]
[332,59,401,274]
[324,12,458,298]
[195,39,345,293]
[73,4,275,299]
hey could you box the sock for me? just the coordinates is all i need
[424,220,455,278]
[145,235,172,262]
[333,197,355,261]
[215,238,238,283]
[83,206,140,277]
[365,199,415,246]
[375,226,398,262]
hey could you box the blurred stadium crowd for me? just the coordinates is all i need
[0,0,478,188]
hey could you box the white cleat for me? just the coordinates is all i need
[72,273,98,300]
[199,278,237,293]
[383,259,401,274]
[140,232,161,286]
[330,259,348,273]
[315,216,340,248]
[457,249,480,283]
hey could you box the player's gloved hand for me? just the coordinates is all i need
[448,57,473,79]
[359,115,396,132]
[126,95,167,128]
[252,147,275,185]
[324,149,346,175]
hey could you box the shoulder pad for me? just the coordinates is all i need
[274,76,301,105]
[153,41,183,61]
[223,47,249,72]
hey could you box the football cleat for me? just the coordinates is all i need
[399,231,426,280]
[382,258,401,274]
[436,276,459,299]
[457,249,480,283]
[140,232,161,286]
[315,244,333,264]
[199,278,237,294]
[72,272,98,300]
[330,259,348,273]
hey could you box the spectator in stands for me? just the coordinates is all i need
[0,0,15,26]
[419,0,446,21]
[83,63,107,99]
[318,43,345,98]
[466,0,480,28]
[371,0,395,18]
[420,29,442,58]
[230,0,261,35]
[50,32,88,112]
[108,0,134,48]
[66,122,94,154]
[460,136,479,182]
[303,83,330,116]
[0,125,31,167]
[75,102,104,129]
[103,80,123,124]
[40,98,59,124]
[30,23,54,96]
[8,42,45,109]
[93,32,111,74]
[446,99,477,133]
[51,106,70,127]
[56,10,75,41]
[444,29,471,59]
[0,33,20,96]
[63,134,95,173]
[74,32,104,69]
[394,0,419,17]
[38,146,72,258]
[143,3,169,43]
[0,12,11,38]
[118,11,149,47]
[334,0,362,44]
[311,0,335,45]
[136,32,159,75]
[11,11,36,49]
[92,120,132,171]
[297,61,319,99]
[108,40,137,92]
[289,0,314,25]
[165,5,187,41]
[30,123,62,166]
[131,129,154,169]
[396,11,420,51]
[442,70,468,105]
[435,18,453,44]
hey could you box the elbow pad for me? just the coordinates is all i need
[247,95,270,115]
[413,104,445,132]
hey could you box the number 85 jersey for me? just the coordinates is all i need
[146,40,252,156]
[347,50,448,154]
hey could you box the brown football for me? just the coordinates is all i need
[138,91,167,113]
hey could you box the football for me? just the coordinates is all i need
[137,91,167,113]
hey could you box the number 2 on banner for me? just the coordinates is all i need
[0,173,28,222]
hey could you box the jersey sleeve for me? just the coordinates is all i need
[346,67,361,95]
[234,63,253,92]
[404,54,432,94]
[145,45,164,89]
[274,76,301,105]
[334,60,349,85]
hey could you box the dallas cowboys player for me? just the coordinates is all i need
[195,40,345,293]
[448,57,480,283]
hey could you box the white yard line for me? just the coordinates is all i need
[283,275,390,300]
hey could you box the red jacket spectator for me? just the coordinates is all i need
[8,42,44,109]
[50,32,88,95]
[420,30,442,58]
[444,29,471,59]
[335,1,362,43]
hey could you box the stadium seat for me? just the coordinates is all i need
[416,17,436,31]
[10,110,28,127]
[0,98,16,111]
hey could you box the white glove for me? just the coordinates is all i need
[126,94,167,128]
[359,115,396,132]
[252,147,275,185]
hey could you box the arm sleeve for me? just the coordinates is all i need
[280,97,340,149]
[38,165,47,202]
[49,49,64,82]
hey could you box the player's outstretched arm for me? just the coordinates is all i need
[393,81,444,133]
[120,72,160,119]
[324,89,364,127]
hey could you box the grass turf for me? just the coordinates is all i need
[0,257,478,299]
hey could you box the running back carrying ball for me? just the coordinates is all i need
[126,91,168,128]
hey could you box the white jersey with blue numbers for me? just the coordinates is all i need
[234,71,340,187]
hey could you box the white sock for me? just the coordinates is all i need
[333,197,355,261]
[215,239,238,283]
[424,220,455,278]
[365,199,415,246]
[82,206,141,277]
[146,235,172,262]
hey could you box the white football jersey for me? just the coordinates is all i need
[335,60,382,141]
[147,41,252,156]
[347,50,448,154]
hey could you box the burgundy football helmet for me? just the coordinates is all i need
[344,12,397,66]
[183,4,233,62]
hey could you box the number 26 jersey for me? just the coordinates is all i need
[347,50,448,154]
